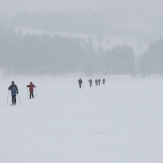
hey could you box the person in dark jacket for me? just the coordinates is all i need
[78,78,83,88]
[88,79,92,87]
[98,79,101,85]
[27,82,36,98]
[8,81,18,105]
[95,79,98,86]
[102,78,106,84]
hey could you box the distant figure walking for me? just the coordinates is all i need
[102,78,106,84]
[88,79,92,87]
[98,79,101,85]
[95,79,98,86]
[78,78,83,89]
[8,81,19,105]
[27,82,36,99]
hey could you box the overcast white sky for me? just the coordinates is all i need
[0,0,163,16]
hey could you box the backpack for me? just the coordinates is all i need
[11,85,17,94]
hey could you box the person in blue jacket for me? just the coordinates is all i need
[8,81,19,105]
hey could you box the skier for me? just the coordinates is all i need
[78,78,83,89]
[98,79,101,85]
[27,82,36,99]
[88,79,92,87]
[8,81,19,105]
[102,78,106,84]
[95,79,98,86]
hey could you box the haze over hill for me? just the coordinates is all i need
[1,0,163,34]
[0,0,163,75]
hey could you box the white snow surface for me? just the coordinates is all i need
[0,75,163,163]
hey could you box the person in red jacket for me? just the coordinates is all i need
[27,82,36,99]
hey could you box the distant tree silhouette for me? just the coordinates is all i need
[0,25,136,76]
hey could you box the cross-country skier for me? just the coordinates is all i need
[78,78,83,89]
[98,79,101,85]
[8,81,18,105]
[95,79,98,86]
[27,82,36,99]
[88,79,92,87]
[102,78,106,84]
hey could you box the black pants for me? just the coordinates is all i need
[30,92,34,98]
[90,83,92,87]
[79,84,82,88]
[12,95,16,104]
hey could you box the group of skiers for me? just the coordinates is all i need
[78,78,106,88]
[8,78,106,105]
[95,78,105,86]
[8,81,36,105]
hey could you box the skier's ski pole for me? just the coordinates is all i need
[18,94,22,104]
[6,90,9,105]
[35,88,38,97]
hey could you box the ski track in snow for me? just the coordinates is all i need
[0,76,163,163]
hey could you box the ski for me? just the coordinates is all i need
[10,103,16,106]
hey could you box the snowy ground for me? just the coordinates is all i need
[0,75,163,163]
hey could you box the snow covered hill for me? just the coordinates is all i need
[0,75,163,163]
[15,27,149,57]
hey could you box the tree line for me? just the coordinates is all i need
[0,26,135,75]
[138,39,163,76]
[0,26,163,76]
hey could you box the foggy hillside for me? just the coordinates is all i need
[0,0,163,76]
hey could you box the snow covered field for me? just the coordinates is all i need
[0,75,163,163]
